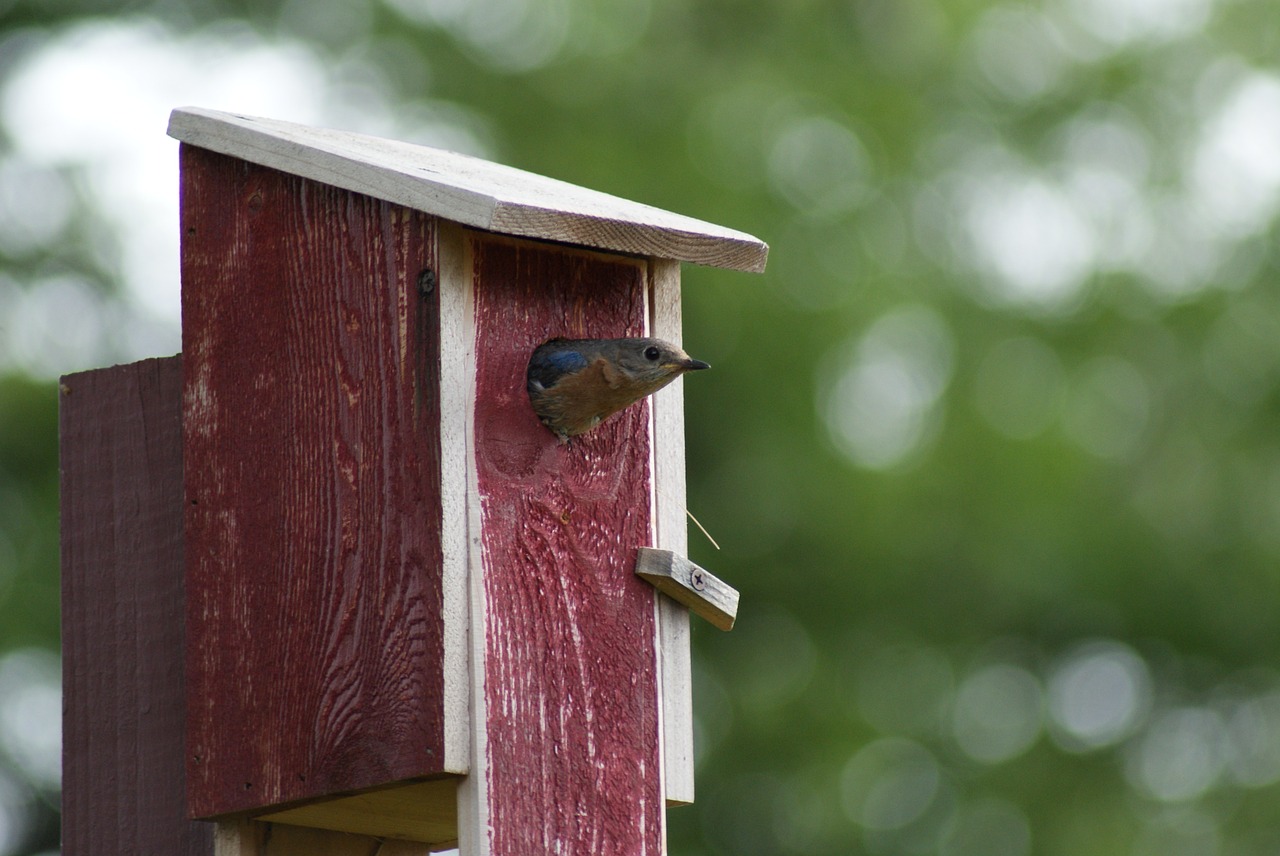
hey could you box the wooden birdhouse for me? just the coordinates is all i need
[59,106,766,856]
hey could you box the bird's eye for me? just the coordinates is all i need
[644,346,661,361]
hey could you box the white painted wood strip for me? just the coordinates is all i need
[437,224,491,856]
[437,222,473,776]
[648,257,696,806]
[167,107,769,273]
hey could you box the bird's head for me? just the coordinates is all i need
[601,338,710,392]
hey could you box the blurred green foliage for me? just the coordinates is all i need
[6,0,1280,853]
[0,376,59,652]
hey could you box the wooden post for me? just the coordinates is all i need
[59,107,767,856]
[60,358,208,856]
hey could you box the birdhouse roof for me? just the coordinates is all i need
[167,107,768,273]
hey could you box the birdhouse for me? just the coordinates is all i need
[59,106,765,854]
[139,107,764,853]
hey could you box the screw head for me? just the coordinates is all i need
[417,268,437,298]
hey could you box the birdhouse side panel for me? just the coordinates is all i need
[60,357,213,856]
[180,145,448,817]
[469,233,664,855]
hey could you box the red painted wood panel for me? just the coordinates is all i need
[60,356,214,856]
[471,234,664,855]
[181,145,446,816]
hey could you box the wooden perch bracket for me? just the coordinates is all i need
[635,548,739,631]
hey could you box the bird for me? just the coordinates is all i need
[527,337,710,441]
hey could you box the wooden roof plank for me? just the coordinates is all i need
[167,107,768,273]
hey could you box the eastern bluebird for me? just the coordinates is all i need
[527,337,710,441]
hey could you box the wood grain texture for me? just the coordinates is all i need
[214,819,438,856]
[470,233,664,855]
[181,144,453,817]
[168,107,769,273]
[437,222,490,856]
[435,221,474,782]
[256,778,459,844]
[60,356,214,856]
[648,257,695,806]
[635,549,739,632]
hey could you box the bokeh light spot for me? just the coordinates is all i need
[767,115,872,219]
[963,171,1095,311]
[820,304,954,470]
[841,737,942,831]
[0,770,31,855]
[1191,71,1280,239]
[1062,0,1213,48]
[1222,688,1280,788]
[1127,707,1226,802]
[952,664,1043,764]
[0,648,61,790]
[0,159,72,256]
[1047,639,1152,750]
[969,5,1071,103]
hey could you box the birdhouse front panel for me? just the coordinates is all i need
[180,144,462,818]
[461,230,665,854]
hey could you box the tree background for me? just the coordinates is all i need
[4,0,1280,853]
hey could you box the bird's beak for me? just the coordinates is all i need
[682,359,711,371]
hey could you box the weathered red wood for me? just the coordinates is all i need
[181,145,446,817]
[470,234,664,855]
[60,356,214,856]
